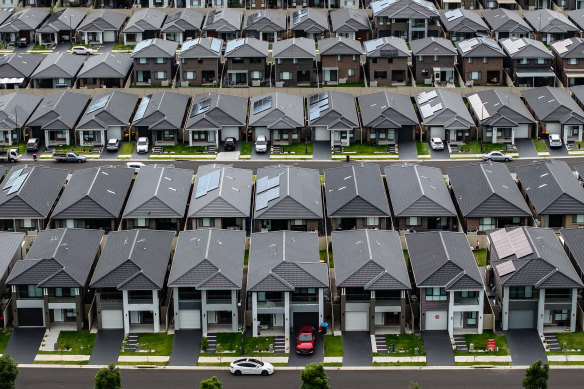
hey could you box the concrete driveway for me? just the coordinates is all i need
[313,141,331,161]
[251,147,270,160]
[89,329,124,365]
[3,328,45,364]
[288,332,324,367]
[131,148,151,160]
[505,329,547,366]
[422,331,455,366]
[546,140,569,157]
[53,43,69,53]
[100,145,121,160]
[431,144,450,159]
[398,140,418,160]
[342,332,372,366]
[515,139,538,158]
[168,330,201,366]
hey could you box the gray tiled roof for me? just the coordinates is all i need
[161,9,204,33]
[490,227,582,288]
[0,9,12,27]
[385,163,456,218]
[132,92,190,131]
[0,232,24,286]
[500,37,553,59]
[456,37,505,58]
[51,167,134,220]
[317,37,363,56]
[560,228,584,275]
[522,87,584,124]
[168,229,245,289]
[224,37,269,58]
[307,91,358,129]
[31,53,86,79]
[568,8,584,30]
[78,52,132,79]
[524,9,578,34]
[364,37,409,57]
[38,8,86,34]
[447,162,532,218]
[0,9,48,33]
[272,37,316,58]
[131,38,178,58]
[290,8,329,33]
[483,8,532,34]
[123,164,193,219]
[414,89,473,128]
[77,10,127,32]
[358,91,418,128]
[571,85,584,107]
[186,92,247,130]
[465,89,535,127]
[179,37,222,59]
[243,10,286,33]
[247,230,328,292]
[0,93,43,129]
[249,92,304,129]
[406,231,483,290]
[90,229,174,290]
[203,9,242,32]
[515,160,584,215]
[124,9,166,33]
[0,53,43,78]
[371,0,438,19]
[551,38,584,59]
[77,91,139,130]
[188,164,252,218]
[330,9,370,33]
[324,164,390,218]
[7,228,103,288]
[333,229,410,290]
[27,92,90,130]
[439,9,489,33]
[410,37,456,56]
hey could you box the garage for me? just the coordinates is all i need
[18,308,44,327]
[545,123,561,135]
[107,126,122,141]
[293,312,319,331]
[103,31,116,42]
[425,310,447,331]
[101,309,123,329]
[430,127,445,140]
[221,126,239,141]
[314,127,330,141]
[508,309,535,329]
[255,127,270,141]
[178,309,201,330]
[345,311,368,331]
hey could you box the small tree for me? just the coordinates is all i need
[0,354,18,389]
[200,376,222,389]
[300,363,329,389]
[409,381,420,389]
[523,360,549,389]
[94,363,121,389]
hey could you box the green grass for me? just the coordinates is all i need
[549,361,584,365]
[33,360,89,365]
[403,250,409,268]
[340,143,396,155]
[533,139,548,152]
[153,145,208,155]
[280,142,313,155]
[120,142,135,155]
[473,249,487,267]
[37,331,95,355]
[553,332,584,354]
[319,83,365,88]
[460,142,511,154]
[455,362,511,366]
[245,336,275,353]
[320,250,333,268]
[198,362,231,366]
[240,142,252,155]
[120,333,174,356]
[324,335,343,356]
[12,143,26,155]
[116,361,168,366]
[0,330,11,353]
[383,334,425,356]
[113,43,134,51]
[244,250,249,266]
[322,362,342,367]
[68,43,94,49]
[216,332,242,354]
[454,331,509,356]
[31,43,50,51]
[373,362,426,366]
[55,145,100,154]
[416,141,430,155]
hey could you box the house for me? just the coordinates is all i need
[131,92,189,146]
[466,89,536,144]
[123,9,166,46]
[50,167,134,232]
[243,10,286,42]
[318,37,363,85]
[572,85,584,114]
[178,38,221,87]
[488,227,582,332]
[364,37,410,87]
[0,9,49,45]
[77,10,127,45]
[515,160,584,229]
[131,38,177,87]
[308,91,359,147]
[0,53,43,89]
[272,38,316,87]
[447,162,532,233]
[414,89,474,144]
[324,164,390,231]
[406,231,485,335]
[184,92,247,147]
[0,232,24,312]
[522,87,584,144]
[410,37,457,86]
[7,228,104,329]
[248,93,305,144]
[247,230,328,347]
[0,93,42,146]
[330,9,370,41]
[224,38,269,87]
[0,165,68,232]
[161,9,204,44]
[253,166,322,233]
[26,91,90,147]
[187,164,252,230]
[89,229,175,333]
[385,163,458,232]
[482,8,533,41]
[290,8,329,40]
[564,0,584,11]
[500,37,555,87]
[203,9,243,41]
[77,53,132,89]
[30,53,86,89]
[439,9,490,42]
[560,228,584,282]
[568,9,584,31]
[76,91,139,147]
[551,38,584,87]
[357,91,418,146]
[456,38,505,86]
[122,164,193,232]
[37,9,86,47]
[334,229,411,333]
[169,229,245,334]
[371,0,439,41]
[523,10,578,44]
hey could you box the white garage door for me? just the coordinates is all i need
[107,126,122,141]
[103,31,116,42]
[101,309,123,329]
[546,123,561,135]
[345,311,368,331]
[430,127,445,140]
[179,309,201,329]
[425,310,448,330]
[314,127,330,141]
[255,127,270,141]
[509,309,535,329]
[221,126,239,141]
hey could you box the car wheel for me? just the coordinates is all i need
[261,370,268,376]
[505,157,511,162]
[485,158,491,161]
[234,370,242,376]
[77,159,82,163]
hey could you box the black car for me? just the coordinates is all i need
[17,37,28,48]
[26,138,40,151]
[224,137,236,151]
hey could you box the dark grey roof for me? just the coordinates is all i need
[358,91,418,128]
[290,8,329,33]
[90,229,175,290]
[7,228,103,288]
[385,163,456,218]
[123,9,166,33]
[77,52,132,79]
[465,89,535,127]
[224,37,269,58]
[132,92,190,131]
[524,9,578,34]
[307,91,358,129]
[489,227,582,288]
[0,165,67,219]
[0,9,48,33]
[410,37,456,56]
[324,164,390,218]
[483,8,533,34]
[179,37,222,59]
[0,9,13,27]
[203,9,242,32]
[560,228,584,275]
[247,231,328,292]
[515,160,584,215]
[131,38,178,58]
[414,89,474,128]
[317,37,363,56]
[123,164,193,219]
[31,53,86,79]
[0,232,24,286]
[568,8,584,30]
[456,37,505,58]
[77,10,127,32]
[371,0,438,19]
[27,92,90,130]
[0,53,43,78]
[406,231,483,290]
[330,9,370,33]
[51,167,134,220]
[161,9,204,33]
[168,229,245,289]
[272,37,316,58]
[243,10,286,33]
[439,9,489,33]
[254,166,323,220]
[500,37,553,59]
[571,85,584,107]
[77,91,139,130]
[249,92,304,129]
[551,38,584,59]
[185,92,247,130]
[522,87,584,125]
[333,229,410,290]
[38,8,86,34]
[363,37,409,57]
[447,162,532,218]
[188,164,252,219]
[0,93,43,129]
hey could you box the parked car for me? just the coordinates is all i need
[230,358,274,376]
[17,37,28,48]
[126,161,145,173]
[255,135,268,153]
[482,151,512,162]
[71,46,94,55]
[52,152,87,163]
[296,326,316,355]
[106,138,120,151]
[430,137,444,150]
[549,134,562,148]
[0,148,20,162]
[26,138,40,151]
[136,137,149,153]
[224,137,236,151]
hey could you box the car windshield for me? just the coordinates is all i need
[298,334,312,341]
[434,139,442,144]
[257,140,267,145]
[108,140,117,145]
[137,140,147,146]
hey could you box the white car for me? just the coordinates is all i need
[255,135,268,153]
[230,358,274,376]
[549,134,562,148]
[430,137,444,150]
[136,137,149,153]
[71,46,94,55]
[126,162,145,173]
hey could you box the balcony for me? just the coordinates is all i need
[376,298,401,307]
[454,296,479,306]
[545,294,572,305]
[100,299,123,309]
[127,298,153,305]
[48,296,76,303]
[345,294,371,303]
[257,300,284,308]
[206,298,232,305]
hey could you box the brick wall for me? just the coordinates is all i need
[227,57,267,85]
[321,54,361,84]
[420,288,449,330]
[275,58,315,86]
[180,58,219,85]
[414,56,456,84]
[133,58,174,86]
[368,57,409,86]
[460,57,503,86]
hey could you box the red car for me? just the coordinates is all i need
[296,326,316,354]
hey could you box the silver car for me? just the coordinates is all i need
[483,151,512,162]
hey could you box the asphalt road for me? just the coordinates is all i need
[15,367,584,389]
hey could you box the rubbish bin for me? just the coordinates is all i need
[33,153,37,161]
[389,344,394,353]
[346,155,350,162]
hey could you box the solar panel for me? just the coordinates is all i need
[467,93,490,120]
[0,55,9,66]
[206,10,217,26]
[419,103,442,119]
[508,228,533,259]
[181,38,200,53]
[252,96,272,115]
[256,176,269,193]
[210,38,222,53]
[207,169,221,192]
[267,175,279,190]
[309,104,320,121]
[364,38,384,53]
[6,172,27,195]
[133,39,152,53]
[247,11,262,26]
[370,0,397,14]
[490,229,515,259]
[191,98,211,117]
[255,192,268,211]
[412,0,436,12]
[165,11,181,23]
[417,90,437,104]
[133,96,150,123]
[266,187,279,201]
[226,38,245,54]
[496,261,516,277]
[3,168,23,190]
[458,38,478,53]
[445,9,463,21]
[86,94,111,114]
[195,173,210,198]
[481,38,501,51]
[292,9,308,25]
[503,38,526,55]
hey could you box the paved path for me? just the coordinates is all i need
[168,330,201,367]
[505,329,547,366]
[3,328,45,364]
[288,332,324,367]
[398,140,418,160]
[251,147,270,160]
[546,140,569,157]
[313,141,331,161]
[422,331,455,366]
[431,145,450,159]
[88,330,124,365]
[515,139,538,158]
[341,332,372,366]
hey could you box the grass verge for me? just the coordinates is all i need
[416,142,430,155]
[341,143,395,155]
[33,360,89,365]
[240,142,252,155]
[280,142,313,155]
[0,329,11,353]
[120,142,135,155]
[461,142,511,154]
[454,332,509,356]
[455,362,511,366]
[372,362,426,366]
[533,139,548,152]
[55,145,101,154]
[120,333,174,356]
[382,334,425,356]
[152,145,208,155]
[324,335,343,357]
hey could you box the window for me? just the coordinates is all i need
[374,71,387,79]
[536,58,545,65]
[337,55,343,61]
[250,71,262,79]
[291,129,299,139]
[353,55,357,61]
[365,217,379,226]
[232,57,244,64]
[483,57,488,64]
[138,58,148,64]
[250,57,261,64]
[348,69,355,77]
[181,58,186,64]
[154,71,167,80]
[387,57,393,64]
[568,58,579,65]
[21,219,34,228]
[422,68,429,76]
[461,291,477,298]
[135,218,147,227]
[200,218,215,227]
[27,285,43,298]
[572,215,584,223]
[468,57,473,64]
[183,71,196,80]
[518,58,528,65]
[277,58,282,64]
[293,58,298,64]
[426,287,447,301]
[65,219,77,228]
[433,55,439,62]
[418,56,424,62]
[555,309,569,321]
[406,217,420,226]
[291,219,306,226]
[280,72,292,80]
[479,217,495,231]
[55,288,75,297]
[509,286,533,299]
[469,71,482,80]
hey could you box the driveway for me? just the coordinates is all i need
[168,330,201,366]
[505,329,547,366]
[3,328,45,364]
[98,42,115,53]
[431,144,450,159]
[288,332,324,367]
[546,140,569,157]
[100,146,121,160]
[251,147,270,160]
[341,332,372,366]
[89,329,124,365]
[398,140,418,160]
[53,43,69,53]
[515,139,538,158]
[313,141,331,161]
[131,148,151,160]
[422,331,455,366]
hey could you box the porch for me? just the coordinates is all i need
[45,129,70,146]
[188,129,218,147]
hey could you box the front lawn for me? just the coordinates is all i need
[460,142,510,154]
[113,43,134,51]
[152,145,208,155]
[31,44,51,51]
[0,329,11,353]
[473,249,487,267]
[341,143,395,155]
[324,335,343,356]
[120,333,174,356]
[215,332,242,354]
[455,331,509,356]
[55,145,100,154]
[240,142,252,155]
[554,332,584,353]
[533,139,548,152]
[383,334,425,356]
[416,142,430,155]
[120,142,135,155]
[279,142,313,155]
[40,331,95,355]
[244,336,275,354]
